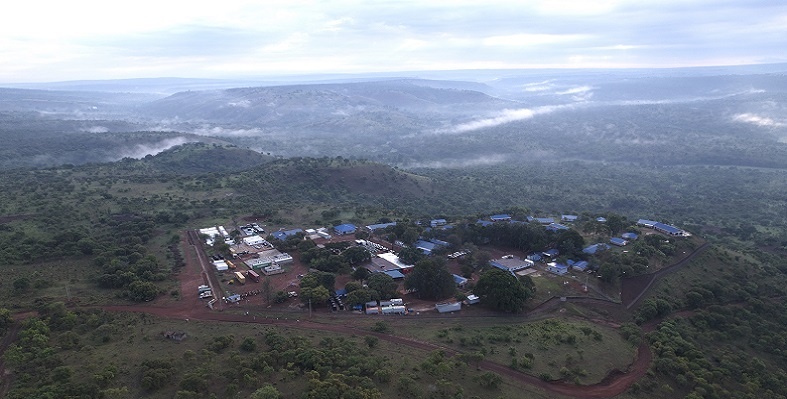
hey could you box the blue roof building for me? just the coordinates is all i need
[547,263,569,275]
[653,222,684,236]
[430,219,447,227]
[583,243,609,254]
[546,223,570,232]
[534,217,555,225]
[414,240,437,255]
[383,270,405,279]
[543,249,560,258]
[610,237,628,246]
[527,253,543,262]
[334,223,358,235]
[452,274,468,287]
[272,228,303,241]
[572,261,590,271]
[476,219,493,227]
[561,215,579,222]
[366,222,396,231]
[637,219,659,228]
[490,214,511,222]
[621,232,639,241]
[596,217,607,223]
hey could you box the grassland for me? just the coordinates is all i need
[8,310,563,399]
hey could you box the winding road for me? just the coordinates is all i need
[1,233,711,399]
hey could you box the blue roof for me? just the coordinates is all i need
[535,217,555,224]
[543,249,560,257]
[654,222,682,234]
[430,219,447,227]
[334,288,348,297]
[638,219,659,226]
[596,217,607,222]
[452,274,468,285]
[334,224,357,234]
[573,261,589,270]
[490,214,511,221]
[583,243,609,254]
[383,270,405,279]
[366,222,396,231]
[561,215,578,221]
[546,223,570,232]
[610,237,627,245]
[527,253,542,261]
[272,231,286,240]
[430,238,450,247]
[477,219,493,227]
[273,228,303,240]
[621,232,639,240]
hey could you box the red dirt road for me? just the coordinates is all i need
[99,230,708,398]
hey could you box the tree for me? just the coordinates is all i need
[0,308,12,334]
[397,247,425,265]
[300,286,330,306]
[127,280,158,302]
[474,268,533,312]
[13,277,30,291]
[300,271,336,291]
[346,288,379,306]
[351,267,371,281]
[555,230,585,258]
[342,246,371,266]
[367,273,398,299]
[404,259,456,300]
[249,385,282,399]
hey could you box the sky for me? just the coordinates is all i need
[2,0,786,83]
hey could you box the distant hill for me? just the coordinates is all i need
[138,79,512,125]
[129,142,275,175]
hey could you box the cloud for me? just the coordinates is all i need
[117,137,195,159]
[192,126,263,137]
[439,104,576,134]
[83,126,109,133]
[2,1,787,82]
[402,154,509,169]
[732,113,785,127]
[227,100,251,108]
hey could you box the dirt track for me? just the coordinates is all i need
[56,233,712,398]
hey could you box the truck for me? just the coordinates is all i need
[246,270,260,282]
[226,260,237,269]
[234,271,246,285]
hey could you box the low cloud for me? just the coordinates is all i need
[733,113,785,127]
[227,100,251,108]
[402,154,509,169]
[555,85,594,101]
[192,126,263,137]
[83,126,109,133]
[117,137,195,159]
[438,104,575,134]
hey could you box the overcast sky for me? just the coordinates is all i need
[2,0,786,83]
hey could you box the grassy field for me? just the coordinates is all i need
[13,311,566,399]
[385,315,637,384]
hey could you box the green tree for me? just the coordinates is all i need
[474,268,533,312]
[300,271,336,291]
[404,258,456,300]
[249,385,282,399]
[346,288,379,306]
[0,308,13,334]
[301,286,330,307]
[367,273,397,299]
[342,246,372,265]
[352,267,371,281]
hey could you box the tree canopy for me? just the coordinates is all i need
[473,268,534,312]
[404,258,456,300]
